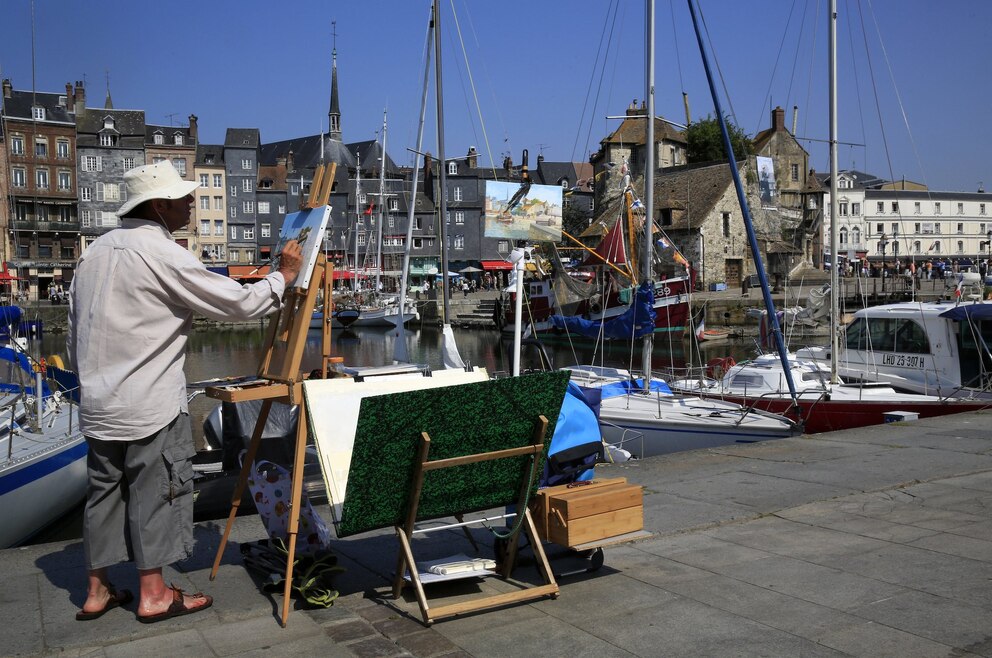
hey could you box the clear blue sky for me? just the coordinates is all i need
[4,0,989,192]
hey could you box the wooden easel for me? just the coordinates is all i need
[207,163,339,627]
[392,415,559,626]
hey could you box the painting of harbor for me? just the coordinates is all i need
[484,181,563,241]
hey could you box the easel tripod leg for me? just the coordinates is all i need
[280,396,309,627]
[210,399,274,581]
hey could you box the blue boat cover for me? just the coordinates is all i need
[0,346,51,397]
[938,303,992,321]
[596,377,672,399]
[541,382,602,486]
[0,305,23,336]
[548,281,655,340]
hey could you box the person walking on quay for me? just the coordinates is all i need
[67,161,303,623]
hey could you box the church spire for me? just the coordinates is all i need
[328,21,342,141]
[104,69,113,109]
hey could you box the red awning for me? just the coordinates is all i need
[481,260,512,271]
[331,270,366,280]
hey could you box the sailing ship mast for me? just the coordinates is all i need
[353,153,362,294]
[828,0,840,384]
[641,0,656,386]
[375,111,387,295]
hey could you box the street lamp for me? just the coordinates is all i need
[879,233,889,292]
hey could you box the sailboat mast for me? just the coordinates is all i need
[375,111,387,294]
[828,0,840,384]
[434,0,452,324]
[641,0,656,386]
[353,153,362,294]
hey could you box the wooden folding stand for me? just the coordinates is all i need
[207,163,340,627]
[392,415,559,626]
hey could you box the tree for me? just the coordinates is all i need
[685,114,752,163]
[561,203,590,240]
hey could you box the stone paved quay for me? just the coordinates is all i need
[5,410,992,657]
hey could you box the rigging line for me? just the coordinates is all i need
[580,1,623,167]
[843,0,869,171]
[571,0,620,163]
[753,0,800,136]
[450,0,500,180]
[865,0,931,194]
[696,1,739,127]
[783,0,812,121]
[800,0,822,146]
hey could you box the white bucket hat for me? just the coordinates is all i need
[117,160,199,217]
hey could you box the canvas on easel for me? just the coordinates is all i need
[274,205,331,290]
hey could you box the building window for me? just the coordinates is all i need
[230,207,237,219]
[214,220,224,235]
[839,202,848,216]
[229,249,239,263]
[935,202,942,215]
[153,133,164,145]
[12,168,26,187]
[57,171,71,190]
[82,155,102,172]
[243,201,253,213]
[123,157,135,170]
[358,232,366,247]
[852,202,861,216]
[56,140,69,159]
[213,174,222,187]
[214,196,222,210]
[852,227,861,244]
[722,212,731,238]
[36,169,49,189]
[453,186,463,201]
[278,204,285,214]
[98,182,121,202]
[258,201,270,214]
[243,228,254,240]
[914,241,921,253]
[914,201,921,214]
[261,223,271,238]
[81,186,92,201]
[448,161,457,175]
[359,192,367,204]
[290,184,298,195]
[839,228,848,245]
[891,202,899,213]
[957,202,965,214]
[934,241,941,254]
[242,179,252,192]
[455,211,464,225]
[99,133,117,147]
[200,196,210,210]
[172,158,186,176]
[877,202,884,213]
[790,163,799,182]
[10,136,24,155]
[81,210,91,227]
[174,134,184,145]
[957,223,964,234]
[32,106,45,120]
[200,174,209,187]
[982,203,987,215]
[230,185,237,197]
[914,222,921,233]
[200,220,210,235]
[389,198,399,211]
[245,249,255,263]
[230,226,237,240]
[241,158,252,170]
[152,156,165,164]
[35,139,48,157]
[957,240,964,254]
[454,235,465,249]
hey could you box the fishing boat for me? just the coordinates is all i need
[310,295,418,330]
[0,315,86,547]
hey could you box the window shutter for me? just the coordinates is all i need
[96,182,104,201]
[119,183,126,201]
[96,156,103,172]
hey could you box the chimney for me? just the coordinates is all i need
[423,152,435,202]
[537,153,545,164]
[791,106,798,134]
[466,146,478,168]
[286,150,295,173]
[74,81,85,108]
[2,79,12,99]
[188,114,198,142]
[65,83,74,111]
[772,106,785,131]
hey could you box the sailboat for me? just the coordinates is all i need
[671,0,991,432]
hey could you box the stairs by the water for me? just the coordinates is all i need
[452,297,499,328]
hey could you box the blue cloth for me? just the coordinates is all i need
[548,281,655,340]
[596,378,672,399]
[541,382,602,487]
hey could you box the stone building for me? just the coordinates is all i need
[224,128,260,265]
[146,116,197,254]
[1,78,80,299]
[194,144,227,264]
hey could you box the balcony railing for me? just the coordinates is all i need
[11,220,79,233]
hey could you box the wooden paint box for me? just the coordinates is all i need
[531,478,643,548]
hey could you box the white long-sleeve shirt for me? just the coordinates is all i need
[68,218,286,441]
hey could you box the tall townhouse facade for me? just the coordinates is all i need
[2,79,80,298]
[0,120,9,267]
[76,106,146,250]
[146,117,197,254]
[256,161,288,263]
[224,128,260,265]
[194,144,227,265]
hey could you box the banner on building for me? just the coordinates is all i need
[756,156,777,210]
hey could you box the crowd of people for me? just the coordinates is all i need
[838,257,992,282]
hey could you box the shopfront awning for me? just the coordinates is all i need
[481,260,512,271]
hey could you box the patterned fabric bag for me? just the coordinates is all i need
[243,452,332,555]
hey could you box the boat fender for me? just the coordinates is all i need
[47,354,65,370]
[705,356,736,379]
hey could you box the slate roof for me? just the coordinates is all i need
[349,139,400,176]
[259,134,357,171]
[2,89,76,124]
[76,109,146,148]
[146,123,193,145]
[652,162,740,230]
[257,164,287,191]
[196,143,225,166]
[600,115,686,146]
[816,169,887,190]
[225,128,259,149]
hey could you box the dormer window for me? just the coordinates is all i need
[99,132,118,147]
[448,161,457,175]
[560,179,569,189]
[32,106,45,120]
[174,134,184,146]
[153,133,164,145]
[103,116,115,129]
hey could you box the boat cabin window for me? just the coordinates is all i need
[845,317,930,354]
[955,319,992,388]
[728,374,765,389]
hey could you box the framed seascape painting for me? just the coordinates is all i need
[483,181,563,242]
[273,205,331,289]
